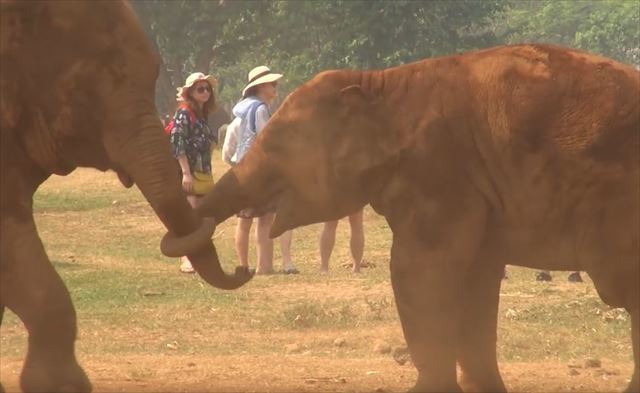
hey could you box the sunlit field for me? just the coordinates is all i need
[0,152,634,392]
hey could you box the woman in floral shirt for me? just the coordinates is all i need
[169,72,218,273]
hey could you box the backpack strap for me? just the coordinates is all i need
[247,101,268,134]
[184,107,198,125]
[164,106,199,136]
[163,119,174,135]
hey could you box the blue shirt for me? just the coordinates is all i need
[231,97,270,164]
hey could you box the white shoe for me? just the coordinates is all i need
[179,257,195,274]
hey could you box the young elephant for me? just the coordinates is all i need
[0,1,250,392]
[176,44,640,392]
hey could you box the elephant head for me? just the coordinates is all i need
[0,0,251,289]
[188,70,401,237]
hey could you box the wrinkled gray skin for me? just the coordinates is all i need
[0,1,250,392]
[181,44,640,392]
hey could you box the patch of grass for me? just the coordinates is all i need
[61,268,246,314]
[281,301,358,329]
[497,280,633,362]
[34,190,115,212]
[364,296,394,321]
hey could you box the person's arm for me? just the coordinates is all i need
[222,118,239,165]
[170,110,193,193]
[254,105,270,134]
[177,155,192,191]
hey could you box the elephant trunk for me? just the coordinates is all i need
[197,148,282,222]
[161,147,281,257]
[117,114,251,290]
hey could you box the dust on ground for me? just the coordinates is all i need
[1,355,633,392]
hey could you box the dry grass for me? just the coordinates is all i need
[0,154,634,392]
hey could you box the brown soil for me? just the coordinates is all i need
[1,355,633,392]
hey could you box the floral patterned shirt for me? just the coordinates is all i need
[170,108,217,174]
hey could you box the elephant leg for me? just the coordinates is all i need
[389,198,487,393]
[457,260,506,392]
[588,261,639,393]
[390,247,461,392]
[626,307,639,393]
[0,303,4,393]
[0,217,91,393]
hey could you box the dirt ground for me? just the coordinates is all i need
[1,354,633,392]
[2,170,635,393]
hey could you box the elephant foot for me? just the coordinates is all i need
[21,356,91,393]
[407,374,462,393]
[459,371,507,393]
[625,370,639,393]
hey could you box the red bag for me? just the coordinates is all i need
[164,105,197,135]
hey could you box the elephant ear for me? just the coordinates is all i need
[0,1,40,129]
[0,1,40,56]
[0,1,83,55]
[45,1,88,31]
[269,86,376,237]
[332,84,397,181]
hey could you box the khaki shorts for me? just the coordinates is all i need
[236,199,277,219]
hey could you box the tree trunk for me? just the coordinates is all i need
[194,45,214,76]
[128,1,176,118]
[156,58,176,119]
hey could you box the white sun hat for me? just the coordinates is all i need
[242,66,283,97]
[176,72,218,101]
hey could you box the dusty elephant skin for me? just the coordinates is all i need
[195,44,640,392]
[0,1,251,392]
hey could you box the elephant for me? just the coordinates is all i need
[174,44,640,392]
[0,1,251,392]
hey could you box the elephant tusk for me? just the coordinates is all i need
[160,217,217,257]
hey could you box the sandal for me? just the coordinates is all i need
[255,268,275,275]
[283,267,300,275]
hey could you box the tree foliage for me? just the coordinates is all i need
[130,0,639,115]
[500,0,639,65]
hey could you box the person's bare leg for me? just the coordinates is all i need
[256,212,275,274]
[235,217,253,269]
[186,195,199,208]
[320,220,338,273]
[180,195,200,272]
[627,306,639,393]
[280,230,295,271]
[348,210,364,273]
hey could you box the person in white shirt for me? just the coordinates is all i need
[229,66,298,275]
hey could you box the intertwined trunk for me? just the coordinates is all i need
[117,114,250,290]
[196,147,282,223]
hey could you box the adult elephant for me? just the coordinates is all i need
[174,44,640,392]
[0,1,251,392]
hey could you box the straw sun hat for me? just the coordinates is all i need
[176,72,218,101]
[242,66,283,97]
